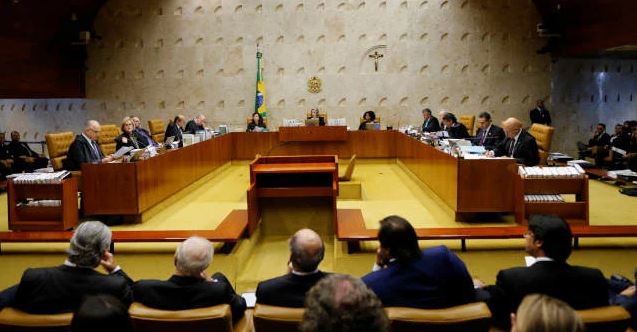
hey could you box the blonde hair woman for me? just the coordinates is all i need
[511,294,585,332]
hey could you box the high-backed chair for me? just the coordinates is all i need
[528,123,555,165]
[0,307,72,332]
[98,124,120,156]
[128,302,234,332]
[45,131,75,171]
[339,154,357,181]
[148,119,166,143]
[253,304,304,332]
[458,115,475,135]
[385,302,492,332]
[577,305,631,332]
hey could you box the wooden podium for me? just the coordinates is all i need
[247,155,339,234]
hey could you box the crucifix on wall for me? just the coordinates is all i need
[368,51,384,72]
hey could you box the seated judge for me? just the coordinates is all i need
[164,114,185,148]
[421,108,440,132]
[115,118,144,151]
[133,237,246,321]
[475,112,505,150]
[487,117,540,166]
[441,112,470,139]
[307,108,326,126]
[130,115,156,147]
[64,120,114,171]
[577,123,611,163]
[184,114,206,134]
[256,228,329,307]
[247,111,267,132]
[7,130,49,172]
[358,110,377,130]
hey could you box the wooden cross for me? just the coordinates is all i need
[368,51,384,72]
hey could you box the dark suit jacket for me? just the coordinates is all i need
[256,271,328,307]
[184,120,204,134]
[7,141,39,158]
[134,128,154,147]
[493,130,540,166]
[446,123,470,139]
[115,132,142,151]
[589,132,611,147]
[422,116,441,132]
[0,144,12,160]
[362,246,475,309]
[164,123,183,147]
[13,265,133,313]
[64,135,104,171]
[475,125,506,150]
[133,273,246,321]
[530,107,551,126]
[487,260,608,329]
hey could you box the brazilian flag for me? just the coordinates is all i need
[255,50,267,117]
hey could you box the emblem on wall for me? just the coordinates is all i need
[307,76,322,93]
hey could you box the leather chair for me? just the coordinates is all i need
[339,154,357,181]
[128,302,234,332]
[253,304,304,332]
[148,119,166,143]
[45,131,75,171]
[98,124,120,156]
[386,302,492,332]
[528,123,555,165]
[577,305,631,332]
[0,307,72,332]
[459,115,476,135]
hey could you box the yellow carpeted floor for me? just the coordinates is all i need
[1,160,636,293]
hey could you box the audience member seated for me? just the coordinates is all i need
[132,236,246,321]
[130,115,156,147]
[307,108,326,126]
[478,215,608,329]
[0,132,14,178]
[511,294,585,332]
[475,111,505,150]
[7,130,49,172]
[608,268,637,329]
[247,112,267,132]
[64,120,114,171]
[358,110,377,130]
[71,294,133,332]
[487,117,539,166]
[421,108,440,133]
[115,118,144,151]
[0,221,133,313]
[164,114,185,148]
[530,99,551,126]
[441,112,470,139]
[257,229,329,307]
[184,114,206,134]
[577,123,611,163]
[300,274,388,332]
[362,215,475,308]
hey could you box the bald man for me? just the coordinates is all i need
[133,237,246,321]
[256,228,329,307]
[488,117,539,166]
[184,114,206,134]
[64,120,114,170]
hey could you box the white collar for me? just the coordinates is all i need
[81,132,94,143]
[529,256,554,266]
[484,124,492,134]
[513,129,522,141]
[291,269,319,276]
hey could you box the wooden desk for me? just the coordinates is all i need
[278,126,347,142]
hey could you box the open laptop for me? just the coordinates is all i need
[305,118,320,127]
[129,148,147,161]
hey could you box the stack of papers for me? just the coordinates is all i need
[524,194,565,202]
[607,169,637,179]
[11,171,70,184]
[567,159,594,168]
[548,152,574,161]
[518,166,584,178]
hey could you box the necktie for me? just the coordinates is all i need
[480,129,487,145]
[131,136,139,149]
[508,139,516,157]
[91,140,100,160]
[423,119,429,131]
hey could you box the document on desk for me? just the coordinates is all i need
[462,154,488,159]
[113,146,134,159]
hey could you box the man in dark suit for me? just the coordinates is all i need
[133,237,246,321]
[256,228,329,307]
[0,221,133,313]
[0,132,14,178]
[64,120,114,171]
[362,216,475,309]
[421,108,440,132]
[577,123,611,162]
[164,114,185,148]
[7,130,49,171]
[184,114,206,134]
[488,117,540,166]
[475,112,505,150]
[130,115,155,148]
[441,112,470,139]
[480,215,608,329]
[530,99,551,126]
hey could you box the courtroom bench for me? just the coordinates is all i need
[336,209,637,253]
[0,210,248,254]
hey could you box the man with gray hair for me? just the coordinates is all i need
[256,228,328,307]
[133,236,246,321]
[64,119,114,170]
[184,114,206,134]
[0,221,132,313]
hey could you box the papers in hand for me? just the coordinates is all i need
[113,146,134,159]
[241,292,256,308]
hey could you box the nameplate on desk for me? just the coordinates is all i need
[278,126,348,142]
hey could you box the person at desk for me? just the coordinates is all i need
[247,112,267,132]
[421,108,440,132]
[487,117,539,166]
[441,112,470,139]
[64,120,114,171]
[130,115,156,147]
[184,114,206,134]
[164,114,185,148]
[7,130,48,172]
[308,108,326,126]
[358,110,377,130]
[475,112,505,150]
[115,118,144,150]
